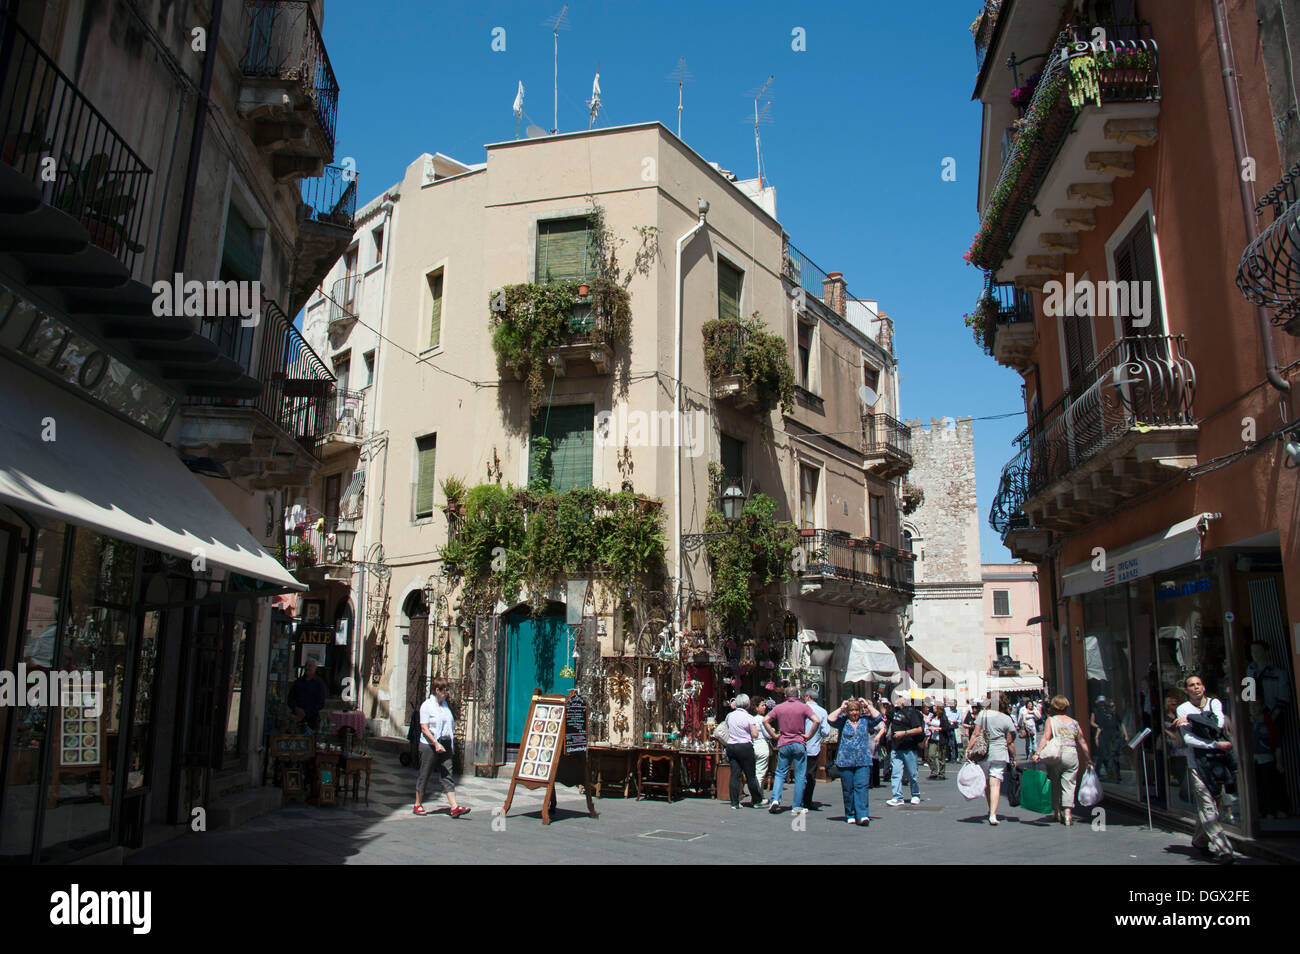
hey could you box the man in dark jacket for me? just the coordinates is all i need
[885,689,925,806]
[288,658,327,730]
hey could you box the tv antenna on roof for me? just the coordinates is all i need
[667,57,694,139]
[587,62,602,129]
[545,5,570,134]
[750,75,774,189]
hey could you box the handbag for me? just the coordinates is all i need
[1005,764,1022,807]
[967,714,989,763]
[1038,716,1064,761]
[712,720,730,745]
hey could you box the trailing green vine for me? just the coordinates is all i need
[702,466,797,628]
[440,483,666,617]
[702,312,796,415]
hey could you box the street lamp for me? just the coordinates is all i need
[720,483,746,522]
[333,525,357,561]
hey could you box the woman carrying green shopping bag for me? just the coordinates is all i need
[1032,694,1092,825]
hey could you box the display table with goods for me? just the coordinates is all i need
[584,739,719,801]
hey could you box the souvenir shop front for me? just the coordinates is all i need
[1061,522,1298,839]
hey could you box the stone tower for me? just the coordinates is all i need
[902,416,986,694]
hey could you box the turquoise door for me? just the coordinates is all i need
[503,610,574,743]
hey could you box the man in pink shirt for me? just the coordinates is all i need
[763,686,820,814]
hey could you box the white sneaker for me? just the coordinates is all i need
[885,798,904,807]
[909,796,921,805]
[793,807,808,815]
[846,817,856,824]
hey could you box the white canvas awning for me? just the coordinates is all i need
[829,634,903,685]
[986,674,1045,691]
[1060,514,1217,597]
[0,364,303,591]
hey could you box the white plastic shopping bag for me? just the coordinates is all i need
[957,760,986,800]
[1077,767,1102,807]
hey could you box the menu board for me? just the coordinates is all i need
[59,695,102,767]
[517,698,566,781]
[564,696,588,754]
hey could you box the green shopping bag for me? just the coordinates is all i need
[1019,768,1052,814]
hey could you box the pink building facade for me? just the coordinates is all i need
[982,563,1045,697]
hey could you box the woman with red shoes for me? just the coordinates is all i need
[414,679,470,818]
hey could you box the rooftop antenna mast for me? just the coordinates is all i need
[545,5,570,134]
[667,57,694,139]
[751,75,774,189]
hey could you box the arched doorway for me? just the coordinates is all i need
[402,591,429,719]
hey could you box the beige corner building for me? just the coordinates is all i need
[303,123,915,771]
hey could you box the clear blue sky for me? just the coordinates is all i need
[320,0,1024,562]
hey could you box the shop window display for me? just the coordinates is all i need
[1083,587,1141,800]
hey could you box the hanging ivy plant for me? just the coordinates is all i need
[439,483,666,617]
[701,312,796,416]
[703,488,798,629]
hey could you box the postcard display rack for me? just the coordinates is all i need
[501,691,599,825]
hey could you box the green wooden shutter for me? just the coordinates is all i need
[429,273,443,349]
[415,435,437,517]
[718,260,742,321]
[537,218,594,283]
[530,405,594,492]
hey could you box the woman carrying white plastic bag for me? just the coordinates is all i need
[957,759,986,799]
[1077,766,1103,807]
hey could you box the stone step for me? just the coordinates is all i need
[207,786,282,830]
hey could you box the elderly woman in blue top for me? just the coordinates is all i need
[828,697,884,826]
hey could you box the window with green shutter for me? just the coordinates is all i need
[414,435,437,518]
[529,405,594,492]
[536,218,595,284]
[428,271,444,349]
[718,259,743,322]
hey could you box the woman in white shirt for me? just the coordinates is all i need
[724,694,765,809]
[1173,675,1235,863]
[750,697,774,798]
[414,679,469,818]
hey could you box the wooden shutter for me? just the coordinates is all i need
[1127,218,1163,337]
[800,465,818,529]
[428,272,443,349]
[1063,313,1093,394]
[415,435,436,518]
[718,260,742,321]
[994,590,1010,617]
[530,405,594,492]
[222,205,259,281]
[537,218,594,283]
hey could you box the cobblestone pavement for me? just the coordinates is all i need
[126,756,1263,865]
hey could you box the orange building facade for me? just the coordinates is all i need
[970,0,1300,845]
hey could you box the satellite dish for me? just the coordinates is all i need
[858,385,878,407]
[525,125,547,139]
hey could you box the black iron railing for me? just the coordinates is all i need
[1238,159,1300,325]
[989,334,1195,531]
[324,386,366,440]
[194,299,334,457]
[562,300,612,346]
[329,273,359,324]
[301,162,356,227]
[0,9,152,275]
[783,241,835,306]
[970,22,1159,270]
[802,529,915,595]
[241,0,339,151]
[862,412,912,462]
[977,271,1034,355]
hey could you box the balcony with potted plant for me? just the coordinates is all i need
[966,270,1035,369]
[701,313,795,415]
[968,21,1160,289]
[861,412,912,478]
[797,529,914,612]
[294,164,358,316]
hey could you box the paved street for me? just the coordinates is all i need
[126,756,1258,865]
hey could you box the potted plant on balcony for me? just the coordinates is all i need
[55,153,145,255]
[441,475,467,517]
[291,539,317,569]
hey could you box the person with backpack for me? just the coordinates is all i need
[885,689,925,806]
[1174,675,1236,863]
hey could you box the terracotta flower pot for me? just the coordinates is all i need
[577,283,590,297]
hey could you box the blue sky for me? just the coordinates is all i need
[320,0,1024,562]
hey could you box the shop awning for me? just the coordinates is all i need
[829,634,903,685]
[1060,513,1218,598]
[0,363,304,591]
[986,674,1045,691]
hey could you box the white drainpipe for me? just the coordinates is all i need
[673,200,709,639]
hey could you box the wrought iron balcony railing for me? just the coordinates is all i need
[194,299,334,457]
[969,22,1159,270]
[862,412,912,463]
[1237,159,1300,328]
[989,334,1195,529]
[301,162,357,227]
[0,9,152,275]
[323,386,366,442]
[802,529,915,595]
[329,274,359,324]
[975,271,1034,355]
[241,0,339,151]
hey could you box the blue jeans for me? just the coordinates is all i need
[840,764,870,821]
[890,747,920,799]
[770,743,807,808]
